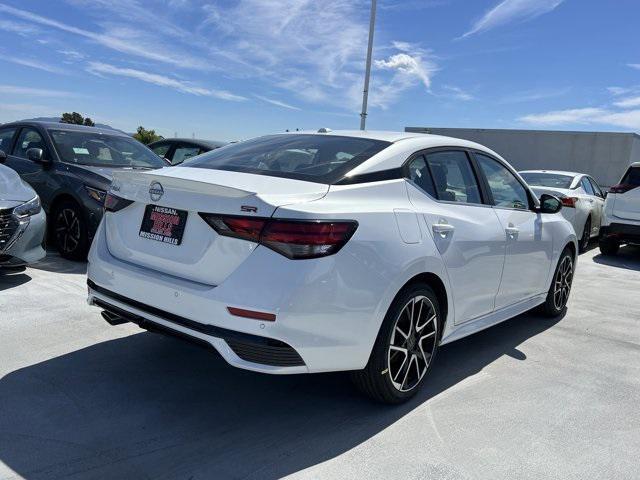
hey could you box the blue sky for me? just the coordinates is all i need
[0,0,639,141]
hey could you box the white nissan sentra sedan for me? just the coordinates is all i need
[87,130,577,403]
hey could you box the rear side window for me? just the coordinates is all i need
[151,142,171,158]
[621,167,640,187]
[173,144,202,164]
[424,151,482,204]
[0,128,16,152]
[407,155,436,197]
[184,134,391,184]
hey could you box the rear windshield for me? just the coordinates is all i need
[621,166,640,186]
[183,134,391,183]
[50,130,165,169]
[519,172,574,189]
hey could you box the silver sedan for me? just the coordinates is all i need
[0,160,46,267]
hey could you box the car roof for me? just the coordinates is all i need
[150,138,227,149]
[1,120,129,137]
[519,169,583,177]
[631,162,640,168]
[282,129,429,143]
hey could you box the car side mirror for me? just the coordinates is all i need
[0,150,6,164]
[537,194,562,214]
[26,147,47,164]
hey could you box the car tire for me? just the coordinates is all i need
[599,237,620,256]
[53,199,89,261]
[579,217,591,253]
[542,247,574,317]
[351,283,442,404]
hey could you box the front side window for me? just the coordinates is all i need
[50,130,165,169]
[588,177,604,197]
[184,134,391,184]
[13,128,47,159]
[476,154,530,210]
[424,151,482,204]
[581,177,595,195]
[0,128,16,153]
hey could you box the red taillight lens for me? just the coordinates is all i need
[561,196,578,208]
[609,183,636,194]
[199,214,357,259]
[104,193,134,212]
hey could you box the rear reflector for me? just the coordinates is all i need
[609,183,637,194]
[227,306,276,322]
[199,214,357,259]
[104,193,134,212]
[561,197,578,208]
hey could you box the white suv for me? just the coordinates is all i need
[87,131,577,403]
[599,162,640,255]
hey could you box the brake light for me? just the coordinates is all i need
[199,214,358,259]
[561,197,578,208]
[609,183,637,194]
[104,193,134,212]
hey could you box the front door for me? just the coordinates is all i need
[473,153,552,309]
[406,151,506,324]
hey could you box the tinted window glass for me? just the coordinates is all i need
[581,177,595,195]
[0,128,16,152]
[588,177,603,197]
[13,128,47,159]
[184,134,391,184]
[423,151,482,204]
[407,155,436,197]
[50,130,165,168]
[519,172,573,188]
[621,166,640,187]
[173,145,202,164]
[476,154,529,210]
[152,143,171,158]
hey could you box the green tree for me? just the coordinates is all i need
[133,126,163,145]
[60,112,95,126]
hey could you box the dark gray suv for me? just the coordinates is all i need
[0,121,165,260]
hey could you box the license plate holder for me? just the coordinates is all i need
[139,204,188,246]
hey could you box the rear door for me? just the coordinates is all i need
[587,177,605,232]
[474,153,552,308]
[612,166,640,221]
[405,150,506,324]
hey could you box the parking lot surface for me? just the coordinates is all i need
[1,246,639,480]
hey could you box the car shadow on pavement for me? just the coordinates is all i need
[29,250,87,275]
[0,310,563,480]
[592,245,640,271]
[0,268,31,291]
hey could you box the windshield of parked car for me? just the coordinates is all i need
[183,134,391,183]
[519,172,574,189]
[50,130,165,169]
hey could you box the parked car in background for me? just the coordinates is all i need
[519,170,605,252]
[0,157,46,267]
[0,121,166,260]
[599,162,640,255]
[148,138,226,165]
[88,130,577,403]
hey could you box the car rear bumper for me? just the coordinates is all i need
[600,222,640,244]
[86,220,396,374]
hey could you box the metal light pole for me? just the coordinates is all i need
[359,0,377,131]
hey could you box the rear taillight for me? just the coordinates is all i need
[561,197,578,208]
[104,193,134,212]
[609,183,637,194]
[199,214,357,259]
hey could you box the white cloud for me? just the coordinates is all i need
[462,0,564,38]
[520,107,640,130]
[0,19,40,35]
[0,85,76,97]
[613,96,640,109]
[254,95,301,111]
[442,85,474,101]
[500,87,571,103]
[86,62,246,102]
[628,64,640,70]
[0,54,65,74]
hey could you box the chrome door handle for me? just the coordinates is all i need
[505,226,519,238]
[432,222,455,237]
